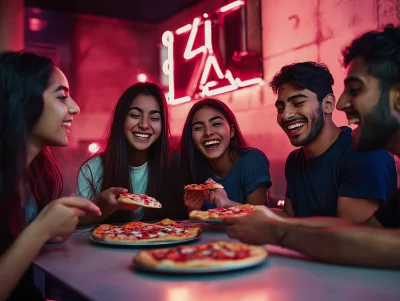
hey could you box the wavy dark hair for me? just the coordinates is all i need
[0,51,62,251]
[342,24,400,86]
[180,98,249,184]
[269,61,334,102]
[82,82,185,221]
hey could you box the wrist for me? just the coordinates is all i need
[273,222,290,247]
[28,219,53,243]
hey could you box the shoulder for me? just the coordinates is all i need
[340,141,394,167]
[240,148,268,162]
[80,155,104,174]
[285,148,302,165]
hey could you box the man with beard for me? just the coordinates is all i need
[270,62,397,221]
[225,24,400,268]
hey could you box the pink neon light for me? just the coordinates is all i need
[176,24,192,35]
[164,1,262,104]
[200,55,224,85]
[169,96,191,105]
[183,18,206,60]
[220,1,244,13]
[204,20,212,50]
[235,77,263,87]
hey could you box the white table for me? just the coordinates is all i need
[34,228,400,301]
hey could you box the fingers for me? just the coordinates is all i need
[204,178,216,184]
[109,187,128,195]
[60,197,102,216]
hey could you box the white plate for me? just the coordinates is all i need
[89,234,200,247]
[133,255,267,274]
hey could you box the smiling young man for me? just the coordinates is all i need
[270,62,397,221]
[225,24,400,268]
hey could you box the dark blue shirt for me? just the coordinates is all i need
[285,127,397,217]
[374,188,400,228]
[203,148,272,209]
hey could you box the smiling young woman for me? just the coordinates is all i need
[180,98,272,211]
[77,82,187,225]
[0,51,100,301]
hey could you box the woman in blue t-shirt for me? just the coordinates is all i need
[77,82,187,224]
[181,98,272,210]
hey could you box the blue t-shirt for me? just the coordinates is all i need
[285,127,398,217]
[203,148,272,209]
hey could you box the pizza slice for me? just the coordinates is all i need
[117,193,162,208]
[134,241,267,270]
[184,183,224,191]
[189,204,255,221]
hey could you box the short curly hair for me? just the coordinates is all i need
[269,61,334,102]
[341,24,400,85]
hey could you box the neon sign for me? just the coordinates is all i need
[162,0,263,105]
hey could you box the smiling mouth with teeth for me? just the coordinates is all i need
[347,116,360,125]
[62,121,72,132]
[133,133,151,139]
[203,139,221,148]
[286,122,305,131]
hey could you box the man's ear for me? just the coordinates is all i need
[322,93,336,114]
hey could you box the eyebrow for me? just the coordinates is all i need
[129,107,161,114]
[192,116,224,127]
[54,86,69,93]
[344,76,364,85]
[274,93,308,106]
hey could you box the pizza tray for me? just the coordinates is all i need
[89,234,200,247]
[133,254,267,274]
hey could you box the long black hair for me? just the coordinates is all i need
[180,98,249,184]
[82,82,185,221]
[0,51,62,251]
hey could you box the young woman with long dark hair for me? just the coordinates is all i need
[78,82,187,224]
[0,51,100,301]
[181,98,272,210]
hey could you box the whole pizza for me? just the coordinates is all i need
[134,241,267,270]
[92,219,201,243]
[189,204,255,221]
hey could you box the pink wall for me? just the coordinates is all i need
[70,14,159,142]
[162,0,382,199]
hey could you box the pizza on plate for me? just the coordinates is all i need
[189,204,255,221]
[184,183,224,191]
[133,240,267,270]
[117,193,162,208]
[92,218,201,243]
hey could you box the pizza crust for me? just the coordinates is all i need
[189,204,255,220]
[134,241,267,270]
[184,183,224,190]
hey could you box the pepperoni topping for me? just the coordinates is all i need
[150,244,251,262]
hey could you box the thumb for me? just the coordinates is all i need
[204,178,216,184]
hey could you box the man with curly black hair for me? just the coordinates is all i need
[225,24,400,269]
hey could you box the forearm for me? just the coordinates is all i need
[0,222,49,300]
[284,216,353,228]
[279,224,400,268]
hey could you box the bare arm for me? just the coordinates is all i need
[0,221,49,300]
[337,196,380,222]
[246,185,268,205]
[280,223,400,268]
